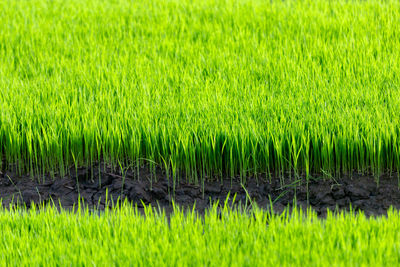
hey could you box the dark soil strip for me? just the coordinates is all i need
[0,165,399,216]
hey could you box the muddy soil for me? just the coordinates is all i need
[0,164,399,216]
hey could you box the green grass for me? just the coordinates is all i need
[1,0,400,180]
[0,203,399,266]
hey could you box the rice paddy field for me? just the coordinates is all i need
[2,203,400,266]
[1,0,400,180]
[1,0,400,265]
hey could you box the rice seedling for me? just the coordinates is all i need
[1,0,399,182]
[0,202,398,266]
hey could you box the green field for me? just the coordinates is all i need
[2,0,400,265]
[1,0,400,180]
[0,203,397,266]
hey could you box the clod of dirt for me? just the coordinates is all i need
[345,185,370,200]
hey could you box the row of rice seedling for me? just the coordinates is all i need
[1,0,400,181]
[0,202,400,265]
